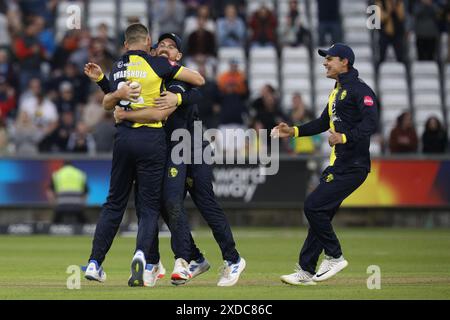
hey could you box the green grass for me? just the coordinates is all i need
[0,228,449,300]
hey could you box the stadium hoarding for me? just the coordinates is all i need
[0,157,450,208]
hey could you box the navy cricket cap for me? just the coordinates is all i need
[318,43,355,66]
[158,33,182,51]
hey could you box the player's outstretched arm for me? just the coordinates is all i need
[114,105,176,123]
[174,67,205,87]
[271,123,296,138]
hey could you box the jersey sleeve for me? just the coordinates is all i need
[343,86,378,143]
[151,56,183,80]
[296,105,330,137]
[96,74,111,94]
[166,80,202,106]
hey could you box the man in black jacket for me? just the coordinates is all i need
[272,43,378,285]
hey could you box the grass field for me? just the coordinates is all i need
[0,227,449,300]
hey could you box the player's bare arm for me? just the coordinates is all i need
[175,67,205,87]
[154,91,179,109]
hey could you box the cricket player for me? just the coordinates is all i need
[84,23,205,287]
[272,43,378,285]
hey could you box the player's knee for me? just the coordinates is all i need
[164,199,182,222]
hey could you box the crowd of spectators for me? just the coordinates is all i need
[0,0,449,157]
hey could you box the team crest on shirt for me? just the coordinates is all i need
[169,167,178,178]
[340,90,347,100]
[325,173,334,183]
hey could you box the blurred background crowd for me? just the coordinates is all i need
[0,0,449,157]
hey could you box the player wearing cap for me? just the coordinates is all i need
[272,43,378,285]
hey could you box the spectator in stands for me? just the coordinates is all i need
[95,23,116,56]
[67,121,96,154]
[317,0,342,46]
[18,0,57,25]
[186,14,217,59]
[184,4,216,36]
[251,85,287,150]
[281,0,311,48]
[51,30,83,71]
[217,4,246,47]
[39,110,75,153]
[376,0,406,64]
[389,111,418,153]
[287,92,320,154]
[183,0,212,17]
[0,76,16,122]
[18,77,58,144]
[216,58,248,153]
[249,4,277,47]
[54,81,77,115]
[154,0,185,36]
[422,116,448,153]
[414,0,440,61]
[82,89,106,129]
[13,18,47,90]
[49,61,89,105]
[35,15,56,59]
[212,0,246,19]
[196,61,220,129]
[70,36,114,76]
[0,49,16,87]
[92,112,116,153]
[10,111,40,155]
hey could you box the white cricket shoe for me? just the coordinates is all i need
[280,264,316,286]
[217,257,246,287]
[157,260,166,279]
[85,260,107,282]
[143,263,160,287]
[128,250,146,287]
[312,255,348,282]
[189,257,211,279]
[171,258,192,285]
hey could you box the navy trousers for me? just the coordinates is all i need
[148,145,240,264]
[299,166,368,274]
[89,126,166,265]
[186,161,239,263]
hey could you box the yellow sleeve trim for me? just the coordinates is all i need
[293,126,299,138]
[342,133,347,144]
[95,73,105,82]
[173,66,184,80]
[176,93,182,106]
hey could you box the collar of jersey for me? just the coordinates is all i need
[337,67,359,85]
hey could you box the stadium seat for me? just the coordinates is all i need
[282,62,310,76]
[411,62,439,78]
[282,47,310,62]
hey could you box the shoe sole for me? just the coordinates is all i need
[280,276,317,286]
[170,273,191,286]
[128,258,145,287]
[312,260,348,282]
[217,259,246,287]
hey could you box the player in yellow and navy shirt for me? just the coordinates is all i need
[272,43,378,286]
